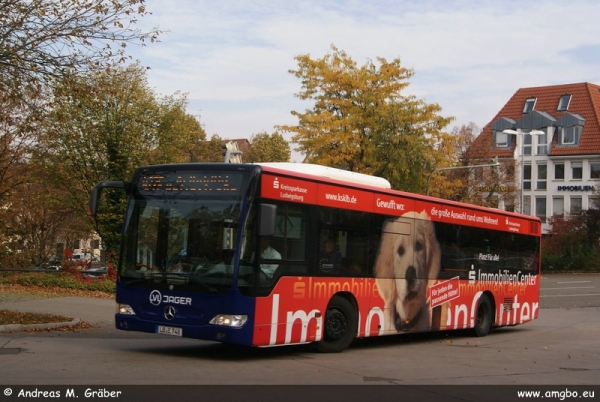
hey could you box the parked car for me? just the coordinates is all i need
[71,253,92,261]
[81,267,107,278]
[40,257,62,270]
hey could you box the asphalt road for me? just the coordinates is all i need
[539,272,600,308]
[0,273,598,402]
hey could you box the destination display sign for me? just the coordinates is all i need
[139,172,243,195]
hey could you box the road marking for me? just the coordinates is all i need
[542,286,595,290]
[540,294,600,298]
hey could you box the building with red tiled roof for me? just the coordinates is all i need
[470,82,600,233]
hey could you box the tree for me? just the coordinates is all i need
[0,92,44,202]
[543,210,600,271]
[246,131,291,163]
[0,0,160,207]
[439,122,520,208]
[189,134,228,163]
[0,180,87,268]
[280,45,454,192]
[150,92,208,164]
[39,63,205,253]
[424,129,461,198]
[0,0,160,99]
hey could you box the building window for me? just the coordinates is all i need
[535,197,546,223]
[91,239,100,249]
[590,197,600,210]
[523,196,531,215]
[536,164,547,190]
[554,163,565,180]
[561,126,581,145]
[572,162,582,180]
[590,162,600,179]
[536,130,547,155]
[494,131,509,148]
[557,94,571,111]
[553,197,564,216]
[523,133,532,156]
[523,164,531,190]
[570,197,582,214]
[523,98,537,113]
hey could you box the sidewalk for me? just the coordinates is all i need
[0,294,115,332]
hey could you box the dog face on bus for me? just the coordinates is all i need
[375,211,441,332]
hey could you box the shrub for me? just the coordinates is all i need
[0,271,115,293]
[542,211,600,272]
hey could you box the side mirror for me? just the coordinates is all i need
[259,204,277,237]
[88,181,131,217]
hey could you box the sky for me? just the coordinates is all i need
[127,0,600,162]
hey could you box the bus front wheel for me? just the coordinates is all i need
[473,294,493,337]
[317,295,357,353]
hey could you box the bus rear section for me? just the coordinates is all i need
[250,166,540,351]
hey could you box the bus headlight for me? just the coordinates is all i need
[209,314,248,327]
[117,304,136,315]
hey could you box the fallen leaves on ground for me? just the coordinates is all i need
[0,284,108,330]
[1,283,113,299]
[0,310,71,326]
[23,321,94,332]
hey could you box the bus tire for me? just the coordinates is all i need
[473,294,493,337]
[317,295,357,353]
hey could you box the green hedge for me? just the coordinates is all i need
[542,245,600,272]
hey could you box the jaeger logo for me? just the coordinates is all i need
[150,290,162,305]
[149,290,192,306]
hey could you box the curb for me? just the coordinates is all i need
[0,318,80,333]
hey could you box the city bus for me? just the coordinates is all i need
[88,162,541,353]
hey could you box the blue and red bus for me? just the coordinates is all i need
[89,162,540,352]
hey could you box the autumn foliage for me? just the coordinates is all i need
[280,45,454,193]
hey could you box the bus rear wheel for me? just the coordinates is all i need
[473,294,493,337]
[317,296,357,353]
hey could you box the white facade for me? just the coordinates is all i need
[503,130,599,234]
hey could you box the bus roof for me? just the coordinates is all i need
[256,163,392,190]
[255,162,541,235]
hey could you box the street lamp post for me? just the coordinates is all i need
[426,158,500,196]
[502,129,545,214]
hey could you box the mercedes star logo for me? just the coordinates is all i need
[164,306,176,320]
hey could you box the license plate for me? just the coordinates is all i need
[157,325,182,337]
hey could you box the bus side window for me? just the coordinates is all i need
[273,203,308,261]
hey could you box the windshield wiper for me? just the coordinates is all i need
[187,276,218,293]
[122,271,218,293]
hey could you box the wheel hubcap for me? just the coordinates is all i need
[325,309,348,341]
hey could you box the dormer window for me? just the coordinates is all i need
[494,130,509,148]
[561,126,582,145]
[556,113,585,147]
[523,98,537,113]
[557,94,571,111]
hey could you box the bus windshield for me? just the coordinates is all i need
[119,170,251,293]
